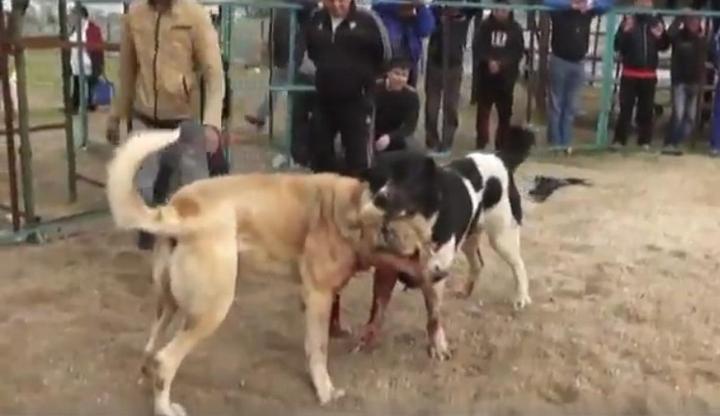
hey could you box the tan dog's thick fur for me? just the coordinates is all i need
[106,129,428,416]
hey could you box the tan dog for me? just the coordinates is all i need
[105,128,430,416]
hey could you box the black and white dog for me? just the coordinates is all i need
[358,126,535,358]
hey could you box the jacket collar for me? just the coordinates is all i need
[322,0,357,27]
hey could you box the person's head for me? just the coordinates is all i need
[386,58,412,90]
[323,0,352,19]
[491,0,511,21]
[684,14,702,32]
[570,0,589,10]
[74,5,89,20]
[635,0,653,8]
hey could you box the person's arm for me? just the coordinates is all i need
[473,20,490,64]
[654,16,671,51]
[192,7,225,131]
[414,4,436,38]
[110,14,137,121]
[387,90,419,144]
[500,22,525,70]
[614,16,630,55]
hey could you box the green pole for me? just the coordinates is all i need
[221,4,234,167]
[284,8,297,164]
[58,0,78,202]
[11,1,36,225]
[595,11,618,148]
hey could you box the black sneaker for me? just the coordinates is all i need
[137,231,155,251]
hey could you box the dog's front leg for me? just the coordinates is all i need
[329,294,352,338]
[354,266,398,352]
[304,288,346,405]
[421,279,451,361]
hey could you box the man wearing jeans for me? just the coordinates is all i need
[545,0,608,155]
[663,13,705,156]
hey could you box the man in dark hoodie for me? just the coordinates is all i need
[545,0,609,155]
[663,13,705,155]
[373,57,420,153]
[472,2,524,150]
[611,0,670,151]
[425,1,481,155]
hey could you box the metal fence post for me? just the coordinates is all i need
[595,10,618,148]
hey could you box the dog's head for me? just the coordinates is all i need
[360,150,442,221]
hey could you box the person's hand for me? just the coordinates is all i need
[375,134,391,152]
[651,23,664,38]
[489,60,500,74]
[106,116,120,145]
[204,125,221,153]
[622,16,635,32]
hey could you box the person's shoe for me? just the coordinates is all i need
[711,148,720,158]
[609,142,623,152]
[137,231,155,251]
[563,147,573,156]
[244,114,266,129]
[661,145,683,156]
[640,144,651,152]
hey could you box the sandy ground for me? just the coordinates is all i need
[2,79,720,414]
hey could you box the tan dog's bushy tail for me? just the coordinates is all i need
[106,128,180,233]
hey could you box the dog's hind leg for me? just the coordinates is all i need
[488,225,531,310]
[304,287,345,405]
[458,231,484,298]
[151,241,237,416]
[142,239,178,378]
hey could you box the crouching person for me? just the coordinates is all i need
[105,0,226,250]
[373,58,420,153]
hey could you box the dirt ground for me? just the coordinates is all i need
[2,80,720,415]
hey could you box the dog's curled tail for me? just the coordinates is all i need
[497,125,536,174]
[106,128,180,232]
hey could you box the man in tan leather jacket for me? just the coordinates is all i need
[106,0,225,249]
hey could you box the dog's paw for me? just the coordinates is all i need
[428,327,451,361]
[317,386,346,405]
[351,324,379,353]
[512,292,532,310]
[155,402,187,416]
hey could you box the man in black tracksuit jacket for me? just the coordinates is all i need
[472,5,524,150]
[305,0,392,176]
[373,58,420,153]
[612,4,670,149]
[425,1,481,154]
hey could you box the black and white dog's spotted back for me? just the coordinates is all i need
[364,126,534,310]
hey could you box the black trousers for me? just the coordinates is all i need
[613,77,657,146]
[72,74,98,112]
[476,81,514,150]
[310,97,373,177]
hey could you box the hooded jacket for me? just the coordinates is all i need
[667,16,706,85]
[372,2,435,66]
[427,5,480,68]
[614,13,670,77]
[472,13,525,85]
[111,0,225,130]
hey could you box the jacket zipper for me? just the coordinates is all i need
[152,12,162,121]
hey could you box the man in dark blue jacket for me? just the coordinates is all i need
[372,0,435,86]
[305,0,391,176]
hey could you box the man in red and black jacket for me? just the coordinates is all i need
[472,2,524,150]
[611,0,670,151]
[305,0,391,177]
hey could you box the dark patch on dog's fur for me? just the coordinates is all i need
[508,175,523,225]
[482,177,502,211]
[449,158,484,192]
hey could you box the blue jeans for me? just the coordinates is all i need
[712,81,720,151]
[547,55,585,148]
[666,83,699,147]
